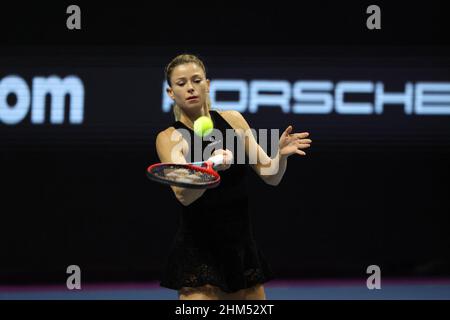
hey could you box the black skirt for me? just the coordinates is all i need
[159,204,275,293]
[159,187,275,293]
[160,240,274,293]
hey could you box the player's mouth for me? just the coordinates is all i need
[186,96,199,101]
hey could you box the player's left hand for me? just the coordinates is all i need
[279,125,312,157]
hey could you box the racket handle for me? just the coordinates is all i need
[190,154,224,168]
[208,154,224,167]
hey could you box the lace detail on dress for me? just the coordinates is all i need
[160,243,274,294]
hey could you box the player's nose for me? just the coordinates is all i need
[186,81,195,91]
[187,87,196,95]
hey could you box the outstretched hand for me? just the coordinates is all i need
[279,125,312,157]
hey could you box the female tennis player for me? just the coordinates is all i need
[155,54,312,300]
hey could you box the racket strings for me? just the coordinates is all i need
[150,164,217,185]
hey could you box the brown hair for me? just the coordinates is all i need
[165,54,211,121]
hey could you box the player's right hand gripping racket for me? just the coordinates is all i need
[146,154,224,189]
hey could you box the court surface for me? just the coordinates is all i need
[2,278,450,300]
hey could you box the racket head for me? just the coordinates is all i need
[146,162,221,189]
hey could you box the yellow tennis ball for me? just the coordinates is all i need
[193,116,214,137]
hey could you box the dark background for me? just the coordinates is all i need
[1,1,449,284]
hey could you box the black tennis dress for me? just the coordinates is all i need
[159,109,275,293]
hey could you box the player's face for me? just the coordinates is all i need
[167,62,210,114]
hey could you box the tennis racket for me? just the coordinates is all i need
[146,154,224,189]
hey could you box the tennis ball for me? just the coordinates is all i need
[193,116,214,137]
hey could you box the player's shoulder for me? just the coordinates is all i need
[156,126,182,145]
[156,127,172,140]
[217,109,242,118]
[217,109,248,129]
